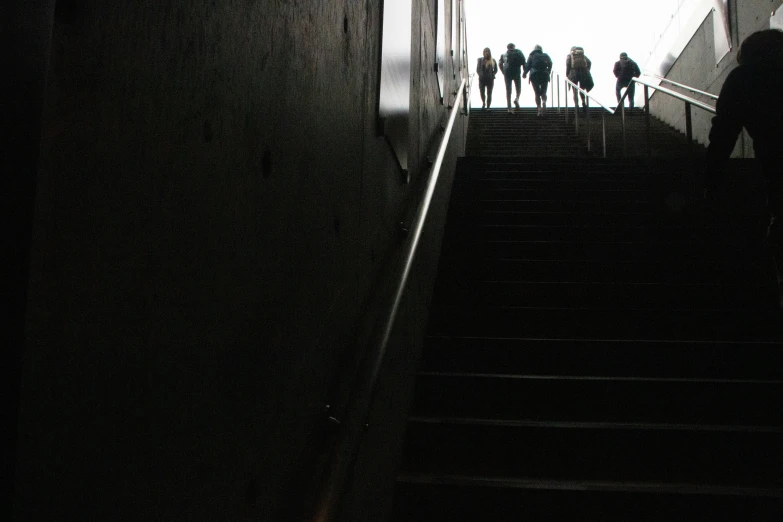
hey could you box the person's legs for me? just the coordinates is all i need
[486,79,494,108]
[532,83,542,115]
[615,80,623,104]
[513,75,522,108]
[627,81,636,109]
[479,79,487,108]
[504,75,513,111]
[540,80,549,113]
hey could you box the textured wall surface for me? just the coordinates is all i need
[650,0,782,154]
[16,1,467,519]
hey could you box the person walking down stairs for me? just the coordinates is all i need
[499,43,526,113]
[524,45,553,117]
[476,47,498,110]
[566,46,594,115]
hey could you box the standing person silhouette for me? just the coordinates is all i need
[566,46,594,114]
[523,45,553,116]
[704,29,783,304]
[499,43,526,113]
[476,47,498,110]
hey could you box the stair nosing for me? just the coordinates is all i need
[416,372,783,385]
[395,473,783,498]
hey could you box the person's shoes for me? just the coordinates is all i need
[481,102,485,109]
[507,108,512,113]
[514,99,520,109]
[536,107,542,116]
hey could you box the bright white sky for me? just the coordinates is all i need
[465,0,678,108]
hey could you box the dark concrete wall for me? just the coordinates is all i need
[3,2,56,518]
[14,1,467,519]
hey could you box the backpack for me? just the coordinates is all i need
[570,47,587,69]
[506,49,523,69]
[532,52,552,73]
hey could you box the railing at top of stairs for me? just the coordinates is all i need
[624,76,716,158]
[551,71,616,158]
[548,72,718,158]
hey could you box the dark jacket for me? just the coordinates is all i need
[705,64,783,189]
[566,52,593,91]
[613,57,641,83]
[499,48,526,77]
[476,57,498,83]
[524,50,553,81]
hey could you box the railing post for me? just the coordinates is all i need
[574,82,580,135]
[644,84,651,158]
[621,100,627,157]
[602,110,607,158]
[586,96,591,153]
[565,80,569,124]
[685,101,693,156]
[557,74,560,114]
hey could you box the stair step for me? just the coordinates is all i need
[420,337,783,379]
[426,306,783,341]
[412,373,783,426]
[434,258,769,284]
[431,280,775,310]
[393,479,783,521]
[401,418,783,485]
[440,239,767,262]
[442,224,765,243]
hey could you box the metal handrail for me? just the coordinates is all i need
[617,76,715,158]
[643,73,719,101]
[309,77,467,522]
[634,77,717,113]
[554,72,615,157]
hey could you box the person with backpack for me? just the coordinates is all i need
[613,52,642,110]
[523,45,553,116]
[476,47,498,110]
[498,43,526,113]
[565,46,594,114]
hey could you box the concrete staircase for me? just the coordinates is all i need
[466,107,703,158]
[392,110,783,520]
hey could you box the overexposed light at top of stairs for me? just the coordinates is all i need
[464,0,681,108]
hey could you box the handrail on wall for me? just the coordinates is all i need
[643,72,720,101]
[552,71,615,158]
[621,76,716,157]
[309,77,467,522]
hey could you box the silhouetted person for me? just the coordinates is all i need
[705,29,783,303]
[614,52,641,110]
[499,43,526,113]
[524,45,553,116]
[566,46,594,114]
[476,47,498,110]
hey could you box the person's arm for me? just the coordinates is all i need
[632,60,641,77]
[586,56,592,70]
[705,68,745,193]
[492,59,498,76]
[613,61,621,78]
[476,58,482,75]
[565,55,571,77]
